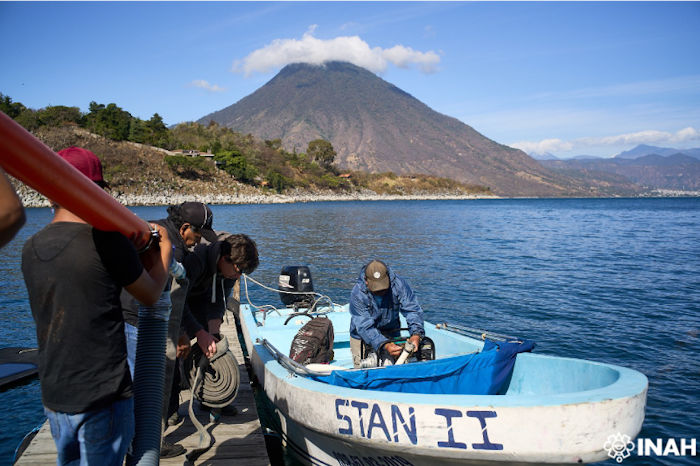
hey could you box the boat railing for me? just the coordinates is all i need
[435,322,520,342]
[258,338,339,377]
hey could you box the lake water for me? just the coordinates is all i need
[0,198,698,465]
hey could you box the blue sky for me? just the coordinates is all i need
[1,1,699,159]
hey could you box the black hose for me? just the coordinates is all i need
[126,291,170,466]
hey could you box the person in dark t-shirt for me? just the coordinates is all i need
[21,147,172,466]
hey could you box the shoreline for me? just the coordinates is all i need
[16,187,699,208]
[17,190,498,208]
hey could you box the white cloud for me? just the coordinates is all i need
[233,27,440,76]
[675,127,700,141]
[189,80,226,93]
[579,127,700,147]
[512,127,700,156]
[511,138,573,155]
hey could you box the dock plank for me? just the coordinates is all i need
[16,300,270,466]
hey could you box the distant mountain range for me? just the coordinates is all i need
[198,61,599,197]
[539,145,700,191]
[532,144,700,161]
[614,144,700,160]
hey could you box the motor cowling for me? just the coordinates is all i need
[278,266,314,306]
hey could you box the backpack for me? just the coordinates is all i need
[289,317,334,365]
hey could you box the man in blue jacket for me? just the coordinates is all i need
[349,260,425,368]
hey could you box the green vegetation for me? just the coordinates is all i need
[0,93,486,195]
[164,155,213,180]
[307,139,336,170]
[214,150,258,183]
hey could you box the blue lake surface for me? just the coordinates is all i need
[1,198,698,464]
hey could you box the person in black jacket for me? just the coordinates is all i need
[180,233,258,419]
[181,233,259,350]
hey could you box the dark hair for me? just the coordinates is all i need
[222,234,259,274]
[166,205,187,229]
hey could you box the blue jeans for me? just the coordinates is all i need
[124,322,138,379]
[44,397,134,466]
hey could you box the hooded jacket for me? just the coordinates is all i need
[181,241,230,337]
[349,263,425,352]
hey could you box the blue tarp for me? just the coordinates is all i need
[312,339,535,395]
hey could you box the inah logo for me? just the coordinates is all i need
[604,433,635,463]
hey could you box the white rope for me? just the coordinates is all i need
[241,274,340,319]
[241,274,281,316]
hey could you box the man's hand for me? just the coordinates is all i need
[152,222,170,243]
[195,329,218,358]
[383,342,403,358]
[408,334,421,350]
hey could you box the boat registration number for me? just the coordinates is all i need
[335,398,503,450]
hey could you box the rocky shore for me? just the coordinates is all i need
[17,187,496,208]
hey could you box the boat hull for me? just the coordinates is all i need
[238,304,647,465]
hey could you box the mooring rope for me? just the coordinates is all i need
[241,274,339,320]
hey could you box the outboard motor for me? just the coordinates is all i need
[278,266,314,306]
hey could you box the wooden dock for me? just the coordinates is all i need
[15,305,271,465]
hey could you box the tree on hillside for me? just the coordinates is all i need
[214,150,258,183]
[145,113,169,147]
[36,105,82,127]
[146,113,167,135]
[14,109,40,131]
[265,138,282,150]
[266,169,290,193]
[0,93,26,119]
[128,118,148,143]
[307,139,336,170]
[85,102,132,141]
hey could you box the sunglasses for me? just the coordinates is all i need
[223,256,249,274]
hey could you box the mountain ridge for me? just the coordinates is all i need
[614,144,700,160]
[198,61,591,197]
[541,153,700,191]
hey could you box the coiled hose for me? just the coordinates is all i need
[126,290,171,466]
[184,337,240,461]
[187,336,240,408]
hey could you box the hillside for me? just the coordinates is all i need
[12,126,487,206]
[198,61,594,197]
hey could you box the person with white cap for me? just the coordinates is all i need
[349,260,425,368]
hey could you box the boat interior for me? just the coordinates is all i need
[246,304,624,397]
